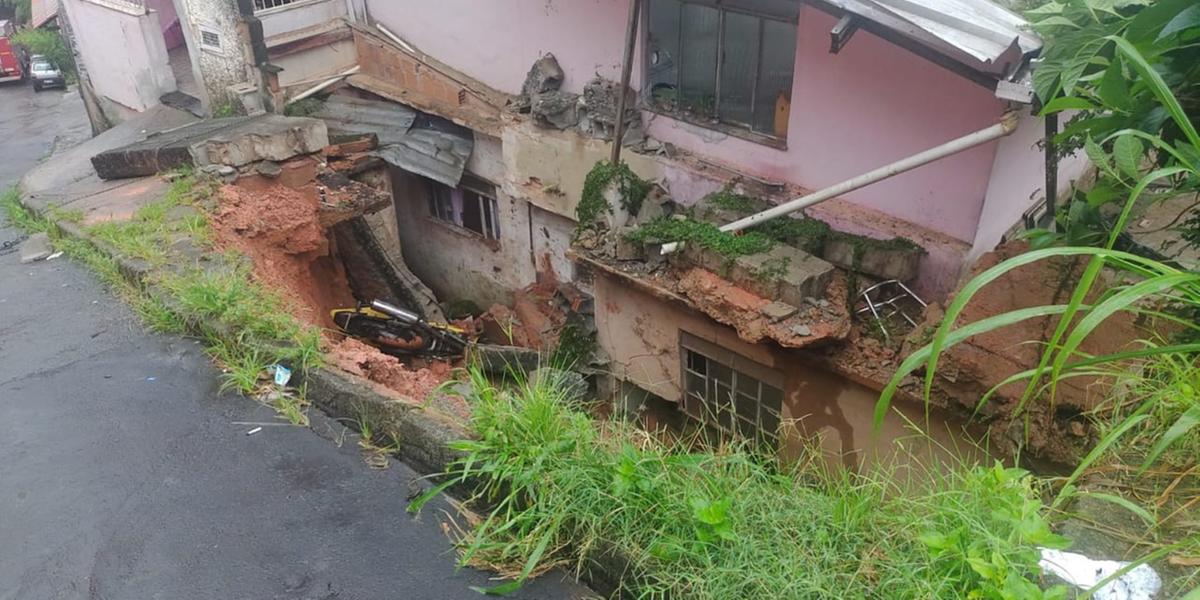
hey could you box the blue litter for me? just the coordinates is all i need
[272,365,292,387]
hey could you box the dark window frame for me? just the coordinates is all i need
[679,332,784,442]
[425,173,501,242]
[642,0,799,149]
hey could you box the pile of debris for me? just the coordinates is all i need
[512,54,645,145]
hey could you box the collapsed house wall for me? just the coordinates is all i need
[369,2,1022,249]
[59,0,177,113]
[388,135,542,309]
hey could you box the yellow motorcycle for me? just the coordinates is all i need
[331,299,469,357]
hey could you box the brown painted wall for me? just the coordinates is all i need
[595,271,987,472]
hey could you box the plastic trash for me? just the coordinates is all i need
[272,364,292,387]
[246,427,263,436]
[1039,548,1162,600]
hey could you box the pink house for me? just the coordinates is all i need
[313,0,1090,465]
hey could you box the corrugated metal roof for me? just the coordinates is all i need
[822,0,1041,76]
[315,94,473,187]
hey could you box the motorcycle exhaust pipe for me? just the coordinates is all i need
[370,300,420,325]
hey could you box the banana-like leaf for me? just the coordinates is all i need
[1051,272,1200,386]
[878,304,1073,431]
[1108,35,1200,150]
[1140,404,1200,470]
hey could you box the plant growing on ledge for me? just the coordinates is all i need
[576,160,651,233]
[628,216,775,258]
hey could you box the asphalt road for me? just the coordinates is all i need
[0,83,589,598]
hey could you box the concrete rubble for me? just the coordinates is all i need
[19,232,53,264]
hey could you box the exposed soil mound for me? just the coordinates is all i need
[209,182,355,328]
[327,337,469,420]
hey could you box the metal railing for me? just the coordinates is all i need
[253,0,301,12]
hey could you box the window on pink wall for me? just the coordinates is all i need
[646,0,798,144]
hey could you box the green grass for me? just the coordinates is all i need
[5,179,323,421]
[412,366,1069,599]
[87,170,212,265]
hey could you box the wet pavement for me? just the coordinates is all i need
[0,83,591,598]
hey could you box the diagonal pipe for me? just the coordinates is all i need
[661,111,1020,253]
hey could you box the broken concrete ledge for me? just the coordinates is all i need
[18,191,637,597]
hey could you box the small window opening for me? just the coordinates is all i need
[426,175,500,241]
[198,25,222,52]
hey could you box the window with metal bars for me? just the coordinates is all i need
[645,0,798,142]
[253,0,301,12]
[680,333,784,442]
[426,174,501,241]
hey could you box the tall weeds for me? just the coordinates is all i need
[413,366,1068,599]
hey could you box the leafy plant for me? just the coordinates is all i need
[577,160,651,232]
[12,29,75,78]
[1029,0,1200,247]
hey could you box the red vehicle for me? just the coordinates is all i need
[0,20,24,84]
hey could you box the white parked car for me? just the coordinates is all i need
[30,58,64,92]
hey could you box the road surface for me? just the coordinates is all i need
[0,82,589,599]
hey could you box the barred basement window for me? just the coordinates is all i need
[427,174,501,241]
[646,0,798,142]
[254,0,301,12]
[680,333,784,442]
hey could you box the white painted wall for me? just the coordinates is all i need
[257,0,346,45]
[970,108,1091,261]
[61,0,177,111]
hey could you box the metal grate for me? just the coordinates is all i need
[253,0,301,11]
[199,29,221,50]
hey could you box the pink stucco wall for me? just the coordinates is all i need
[365,0,628,96]
[368,1,1012,245]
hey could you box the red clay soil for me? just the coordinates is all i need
[208,181,356,329]
[812,241,1153,464]
[326,337,469,420]
[676,267,850,348]
[477,281,571,350]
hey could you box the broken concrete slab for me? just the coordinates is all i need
[514,53,565,112]
[19,232,52,263]
[760,301,799,323]
[531,90,580,130]
[192,115,329,168]
[823,234,924,282]
[90,117,256,180]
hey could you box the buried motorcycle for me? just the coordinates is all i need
[331,299,470,358]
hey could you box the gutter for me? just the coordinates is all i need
[661,111,1020,253]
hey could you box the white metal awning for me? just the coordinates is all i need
[820,0,1041,77]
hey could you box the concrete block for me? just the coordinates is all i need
[728,244,834,305]
[192,115,329,168]
[760,301,799,323]
[19,232,53,263]
[823,234,924,282]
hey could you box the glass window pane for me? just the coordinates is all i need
[685,372,707,398]
[753,18,796,136]
[737,416,757,439]
[647,0,681,112]
[735,392,757,422]
[462,190,484,235]
[718,12,759,127]
[710,361,733,387]
[761,384,784,416]
[679,3,719,121]
[736,372,760,397]
[686,350,707,375]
